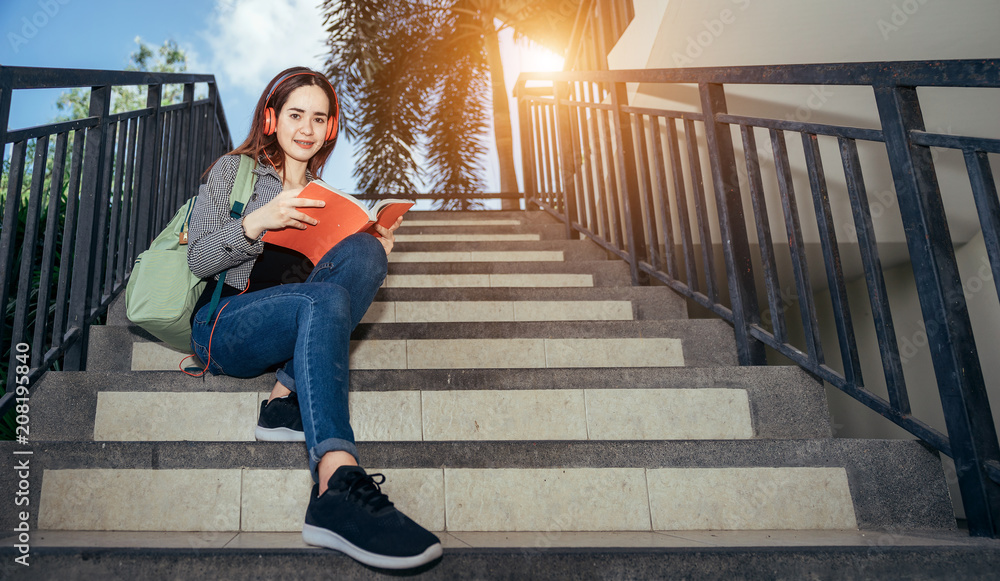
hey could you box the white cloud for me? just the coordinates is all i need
[202,0,328,93]
[182,41,207,77]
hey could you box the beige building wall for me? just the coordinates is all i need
[602,0,1000,517]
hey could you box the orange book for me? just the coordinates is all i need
[261,180,414,265]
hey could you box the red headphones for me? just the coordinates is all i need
[262,71,340,142]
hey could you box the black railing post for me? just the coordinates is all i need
[133,83,163,252]
[64,84,112,370]
[208,80,222,162]
[699,82,765,365]
[178,82,195,210]
[608,80,647,285]
[553,81,580,240]
[0,144,26,391]
[515,82,539,210]
[0,68,15,373]
[216,87,233,152]
[874,85,1000,537]
[11,134,49,372]
[0,68,11,155]
[207,81,220,170]
[595,0,645,284]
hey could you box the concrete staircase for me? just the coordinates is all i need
[3,210,999,579]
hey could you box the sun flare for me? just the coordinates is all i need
[514,39,565,73]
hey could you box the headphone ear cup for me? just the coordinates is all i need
[263,107,276,136]
[325,115,338,142]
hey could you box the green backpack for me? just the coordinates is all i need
[125,155,257,352]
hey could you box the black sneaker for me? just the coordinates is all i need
[302,465,443,569]
[254,392,305,442]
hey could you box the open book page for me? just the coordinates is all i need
[260,182,414,263]
[368,199,416,237]
[308,180,371,213]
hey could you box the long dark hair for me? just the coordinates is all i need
[211,66,340,178]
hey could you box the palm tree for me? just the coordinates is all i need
[320,0,577,209]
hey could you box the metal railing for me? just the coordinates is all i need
[515,59,1000,536]
[0,66,233,418]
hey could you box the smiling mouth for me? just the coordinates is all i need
[294,139,315,148]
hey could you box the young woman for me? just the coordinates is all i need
[186,66,441,569]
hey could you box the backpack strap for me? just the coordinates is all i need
[230,154,258,216]
[204,154,260,323]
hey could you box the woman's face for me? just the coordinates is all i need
[275,84,331,165]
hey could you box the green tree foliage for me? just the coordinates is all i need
[54,37,194,121]
[3,38,193,201]
[321,0,572,209]
[3,38,193,214]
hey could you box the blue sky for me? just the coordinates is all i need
[1,0,561,192]
[1,0,364,188]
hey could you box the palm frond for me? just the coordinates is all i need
[425,7,491,209]
[322,0,570,203]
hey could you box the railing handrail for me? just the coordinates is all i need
[517,59,1000,88]
[0,66,232,428]
[514,59,1000,537]
[0,65,221,91]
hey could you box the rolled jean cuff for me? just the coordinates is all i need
[274,367,296,392]
[309,438,360,482]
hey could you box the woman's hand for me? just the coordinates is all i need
[242,186,325,240]
[373,216,403,255]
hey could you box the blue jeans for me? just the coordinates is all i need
[191,233,387,481]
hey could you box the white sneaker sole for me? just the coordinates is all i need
[302,523,443,569]
[254,426,305,442]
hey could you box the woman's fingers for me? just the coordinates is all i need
[288,197,326,209]
[273,194,324,228]
[373,223,395,255]
[244,188,327,235]
[250,185,344,232]
[283,206,320,227]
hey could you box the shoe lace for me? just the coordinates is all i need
[346,472,395,513]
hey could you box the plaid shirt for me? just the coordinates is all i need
[186,154,312,290]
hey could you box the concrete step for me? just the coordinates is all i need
[81,388,756,442]
[88,319,737,371]
[402,219,523,226]
[387,250,564,263]
[359,300,636,323]
[0,439,954,533]
[4,530,998,580]
[30,366,832,442]
[394,233,542,242]
[376,260,630,287]
[393,223,566,239]
[391,212,560,233]
[382,259,625,277]
[130,336,688,372]
[350,318,730,341]
[107,287,690,327]
[390,239,609,260]
[384,272,598,288]
[28,467,861,532]
[401,209,559,224]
